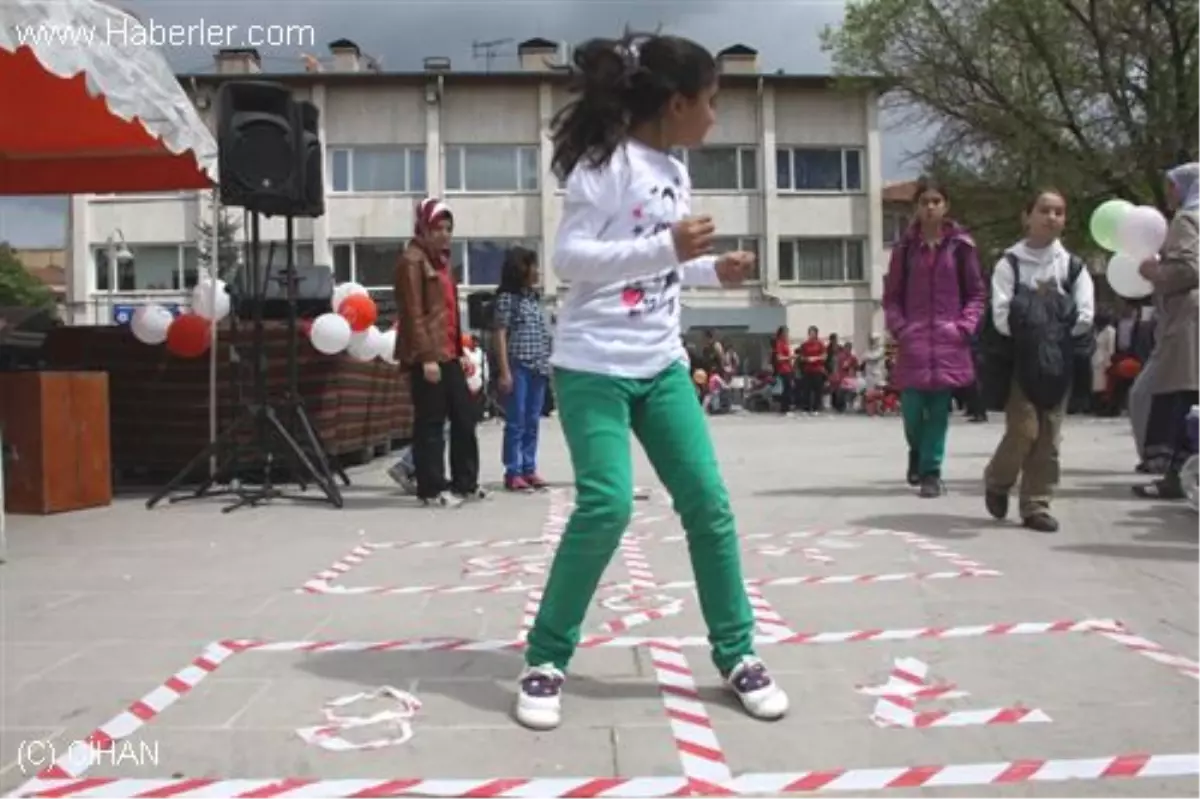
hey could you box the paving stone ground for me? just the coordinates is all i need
[1,412,1196,797]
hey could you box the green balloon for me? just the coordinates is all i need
[1090,199,1134,252]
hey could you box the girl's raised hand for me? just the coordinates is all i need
[672,216,715,261]
[716,251,757,286]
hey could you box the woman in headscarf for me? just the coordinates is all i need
[393,198,487,507]
[1132,163,1199,499]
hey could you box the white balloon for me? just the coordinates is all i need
[377,329,398,364]
[346,327,383,361]
[331,282,369,313]
[1107,252,1154,299]
[310,312,352,354]
[191,278,231,322]
[1115,205,1169,259]
[130,303,173,345]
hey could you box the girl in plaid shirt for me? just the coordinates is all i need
[494,246,553,491]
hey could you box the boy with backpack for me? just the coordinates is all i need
[982,189,1095,532]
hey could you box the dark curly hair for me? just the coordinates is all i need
[497,246,539,296]
[550,30,717,181]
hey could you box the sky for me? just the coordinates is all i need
[0,0,928,248]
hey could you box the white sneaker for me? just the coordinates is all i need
[422,491,463,508]
[514,663,565,730]
[726,656,788,720]
[455,486,490,502]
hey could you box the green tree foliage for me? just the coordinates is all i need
[195,194,242,282]
[0,243,57,311]
[824,0,1198,257]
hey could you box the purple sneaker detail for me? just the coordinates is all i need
[729,660,773,694]
[520,669,564,699]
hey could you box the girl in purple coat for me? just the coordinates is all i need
[883,179,986,497]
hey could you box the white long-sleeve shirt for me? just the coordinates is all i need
[550,139,721,378]
[990,239,1095,337]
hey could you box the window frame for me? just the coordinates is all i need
[451,237,541,289]
[676,146,759,192]
[332,237,541,291]
[326,145,426,195]
[93,244,188,294]
[444,145,541,194]
[776,237,868,285]
[775,147,865,193]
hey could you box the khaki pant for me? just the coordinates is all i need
[984,380,1065,517]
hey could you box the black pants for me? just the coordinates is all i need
[778,374,794,413]
[409,359,480,499]
[796,372,824,412]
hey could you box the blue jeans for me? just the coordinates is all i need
[503,363,548,478]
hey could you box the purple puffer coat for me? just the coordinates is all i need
[883,222,986,392]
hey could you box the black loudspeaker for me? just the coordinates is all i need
[296,101,325,218]
[467,291,495,330]
[216,81,302,216]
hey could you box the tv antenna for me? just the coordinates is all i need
[472,38,514,72]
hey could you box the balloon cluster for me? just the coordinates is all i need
[129,277,231,358]
[1090,200,1168,299]
[309,282,397,364]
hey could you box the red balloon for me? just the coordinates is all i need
[165,313,211,358]
[338,294,377,332]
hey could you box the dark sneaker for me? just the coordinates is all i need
[505,475,532,492]
[725,656,788,720]
[906,450,920,486]
[918,475,944,498]
[514,663,565,730]
[985,489,1009,520]
[1022,512,1059,533]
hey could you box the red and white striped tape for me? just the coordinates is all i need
[29,619,1192,787]
[746,585,796,638]
[303,568,1000,597]
[17,753,1199,797]
[1093,624,1200,680]
[860,656,1051,728]
[646,640,733,791]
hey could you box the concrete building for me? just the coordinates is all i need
[67,39,887,350]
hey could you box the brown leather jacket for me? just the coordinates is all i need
[393,240,462,367]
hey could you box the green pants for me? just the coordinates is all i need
[901,389,952,476]
[525,362,756,675]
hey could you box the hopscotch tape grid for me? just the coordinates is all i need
[22,617,1198,795]
[299,526,1000,597]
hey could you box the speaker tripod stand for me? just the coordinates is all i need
[145,214,345,512]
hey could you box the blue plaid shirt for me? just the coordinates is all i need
[494,289,551,375]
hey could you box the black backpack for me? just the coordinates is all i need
[980,253,1094,411]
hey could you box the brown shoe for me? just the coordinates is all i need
[1022,512,1059,533]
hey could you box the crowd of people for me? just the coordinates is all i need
[377,29,1195,735]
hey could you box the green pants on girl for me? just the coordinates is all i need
[524,362,757,675]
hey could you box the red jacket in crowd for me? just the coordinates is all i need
[797,339,827,375]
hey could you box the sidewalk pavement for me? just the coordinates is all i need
[1,413,1196,797]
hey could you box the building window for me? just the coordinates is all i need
[445,146,539,192]
[777,238,866,283]
[93,245,185,291]
[450,238,540,288]
[884,211,910,245]
[776,148,864,192]
[327,146,426,193]
[702,236,762,282]
[677,147,757,191]
[327,241,405,289]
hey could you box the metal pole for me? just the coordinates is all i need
[208,190,220,477]
[106,237,116,325]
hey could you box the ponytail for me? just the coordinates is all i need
[550,31,717,182]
